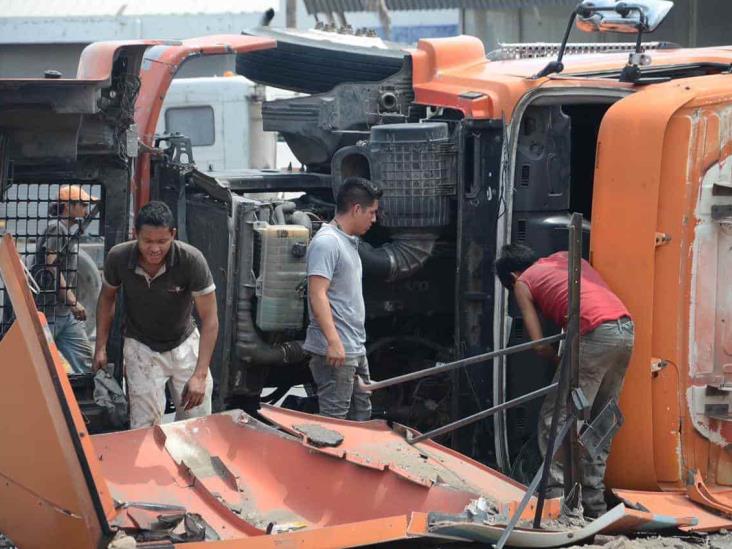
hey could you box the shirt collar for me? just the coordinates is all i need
[329,222,360,248]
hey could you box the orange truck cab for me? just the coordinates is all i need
[404,26,732,489]
[220,1,732,492]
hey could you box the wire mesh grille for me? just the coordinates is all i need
[0,182,103,373]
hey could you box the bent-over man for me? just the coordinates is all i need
[94,201,218,428]
[495,243,634,517]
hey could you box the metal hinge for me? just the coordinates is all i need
[655,232,672,247]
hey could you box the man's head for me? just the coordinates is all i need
[135,201,176,266]
[52,184,99,221]
[495,243,539,290]
[335,177,382,236]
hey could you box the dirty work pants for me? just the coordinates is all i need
[538,318,634,516]
[49,312,93,374]
[309,354,372,421]
[124,329,213,429]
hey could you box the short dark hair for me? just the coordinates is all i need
[336,177,383,214]
[495,243,539,289]
[135,201,175,232]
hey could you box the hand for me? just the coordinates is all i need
[71,302,86,321]
[92,348,107,373]
[326,339,346,367]
[356,374,372,394]
[181,372,208,411]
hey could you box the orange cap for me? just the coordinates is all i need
[57,184,99,203]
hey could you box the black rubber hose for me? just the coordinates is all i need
[359,234,437,282]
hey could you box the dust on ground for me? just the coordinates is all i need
[568,532,732,549]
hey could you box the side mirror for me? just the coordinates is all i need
[576,0,673,34]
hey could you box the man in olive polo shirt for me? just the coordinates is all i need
[93,201,218,428]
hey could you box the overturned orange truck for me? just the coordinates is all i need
[2,0,732,546]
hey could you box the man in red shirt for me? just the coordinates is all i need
[495,243,634,517]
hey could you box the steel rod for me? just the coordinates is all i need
[563,212,583,507]
[360,333,564,393]
[532,347,570,527]
[407,382,558,445]
[495,415,576,549]
[534,214,582,528]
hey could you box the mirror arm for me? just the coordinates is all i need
[619,10,648,83]
[533,8,578,78]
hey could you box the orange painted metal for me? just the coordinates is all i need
[75,40,171,82]
[409,36,732,121]
[614,489,732,533]
[589,83,697,490]
[0,234,116,548]
[259,404,562,521]
[591,77,732,490]
[132,35,276,211]
[177,515,424,549]
[96,409,544,538]
[688,471,732,516]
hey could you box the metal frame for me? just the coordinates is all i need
[362,212,585,541]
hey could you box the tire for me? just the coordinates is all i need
[237,27,407,94]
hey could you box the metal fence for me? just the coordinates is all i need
[0,182,103,373]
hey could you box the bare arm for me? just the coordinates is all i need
[193,292,218,378]
[514,281,558,364]
[180,292,218,410]
[308,275,345,366]
[93,284,118,371]
[46,251,83,316]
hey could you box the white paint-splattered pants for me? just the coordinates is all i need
[124,329,213,429]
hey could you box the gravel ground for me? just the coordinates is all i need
[569,533,732,549]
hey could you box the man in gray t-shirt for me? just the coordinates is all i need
[304,177,382,420]
[33,185,97,373]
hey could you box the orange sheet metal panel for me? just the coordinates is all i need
[177,515,418,549]
[591,83,696,490]
[614,489,732,533]
[596,74,732,490]
[75,41,166,82]
[0,235,115,549]
[96,411,484,537]
[259,405,562,521]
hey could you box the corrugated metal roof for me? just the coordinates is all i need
[304,0,575,12]
[0,0,277,18]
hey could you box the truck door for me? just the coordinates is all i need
[586,79,732,490]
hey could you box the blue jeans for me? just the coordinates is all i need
[309,354,372,421]
[49,313,93,374]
